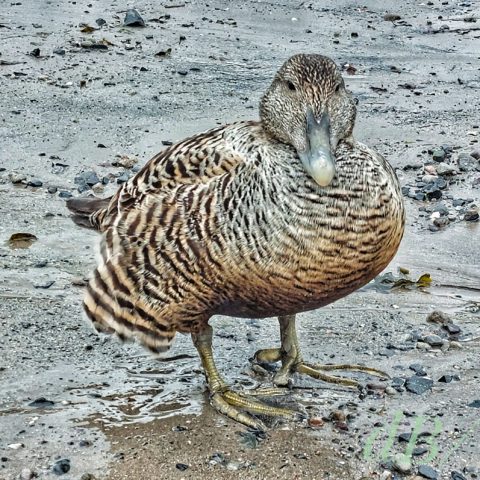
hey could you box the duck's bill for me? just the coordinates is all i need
[298,110,336,187]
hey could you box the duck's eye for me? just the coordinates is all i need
[286,81,296,91]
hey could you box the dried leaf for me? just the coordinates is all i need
[8,233,38,249]
[80,25,96,33]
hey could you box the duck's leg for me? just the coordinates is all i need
[254,315,388,388]
[192,324,296,429]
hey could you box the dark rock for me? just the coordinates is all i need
[391,377,405,391]
[405,376,434,395]
[29,397,55,408]
[464,207,479,222]
[116,172,130,184]
[47,186,58,194]
[423,183,442,200]
[177,70,188,76]
[418,465,439,479]
[413,446,429,456]
[176,463,189,471]
[422,334,443,347]
[432,148,446,162]
[451,472,467,480]
[29,48,41,58]
[398,432,411,442]
[52,459,70,475]
[80,474,96,480]
[53,48,65,55]
[438,374,460,383]
[471,150,480,160]
[124,9,145,27]
[28,179,43,187]
[409,364,427,376]
[95,18,106,26]
[74,171,101,189]
[443,323,461,335]
[79,440,92,447]
[433,216,449,228]
[467,400,480,408]
[59,191,72,199]
[97,143,107,148]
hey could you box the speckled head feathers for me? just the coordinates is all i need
[260,54,357,154]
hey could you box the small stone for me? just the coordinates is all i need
[53,48,65,55]
[29,397,54,408]
[80,475,96,480]
[27,179,43,187]
[443,323,461,335]
[95,18,106,26]
[47,186,58,194]
[433,216,449,228]
[405,376,434,395]
[329,410,346,422]
[10,173,27,184]
[422,334,444,347]
[438,374,459,383]
[392,453,412,473]
[79,439,92,447]
[52,459,70,475]
[385,386,397,395]
[29,47,41,57]
[413,446,429,456]
[409,364,427,376]
[20,468,35,480]
[416,341,430,351]
[124,9,145,27]
[8,443,24,450]
[471,150,480,160]
[436,162,456,176]
[457,152,478,171]
[449,341,462,350]
[432,148,446,162]
[451,472,467,480]
[175,463,189,471]
[59,191,72,199]
[464,207,479,222]
[418,465,438,479]
[398,432,411,442]
[467,400,480,408]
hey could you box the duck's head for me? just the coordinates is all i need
[260,54,357,187]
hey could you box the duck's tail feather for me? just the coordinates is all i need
[66,196,112,231]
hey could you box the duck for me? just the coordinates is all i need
[67,53,405,429]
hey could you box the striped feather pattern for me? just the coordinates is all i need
[82,120,404,353]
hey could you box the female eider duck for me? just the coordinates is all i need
[67,54,405,429]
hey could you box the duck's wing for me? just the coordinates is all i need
[98,122,251,229]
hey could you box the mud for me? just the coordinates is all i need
[1,0,479,479]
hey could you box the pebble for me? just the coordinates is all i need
[464,207,479,221]
[457,152,478,171]
[422,334,444,347]
[10,173,26,184]
[53,48,65,55]
[416,341,430,351]
[74,171,101,191]
[443,323,461,335]
[451,472,467,480]
[418,465,439,479]
[59,191,73,199]
[80,475,96,480]
[308,417,325,428]
[176,463,189,471]
[435,162,456,176]
[438,374,460,383]
[385,386,397,395]
[449,341,462,350]
[405,376,434,395]
[433,216,449,228]
[467,399,480,408]
[20,469,35,480]
[432,148,446,162]
[413,446,429,456]
[409,364,427,376]
[48,186,58,194]
[27,179,43,187]
[52,459,70,475]
[29,397,55,408]
[392,453,412,473]
[124,9,145,27]
[8,443,24,450]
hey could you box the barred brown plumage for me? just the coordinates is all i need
[67,54,405,429]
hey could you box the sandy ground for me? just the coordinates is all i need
[1,0,479,479]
